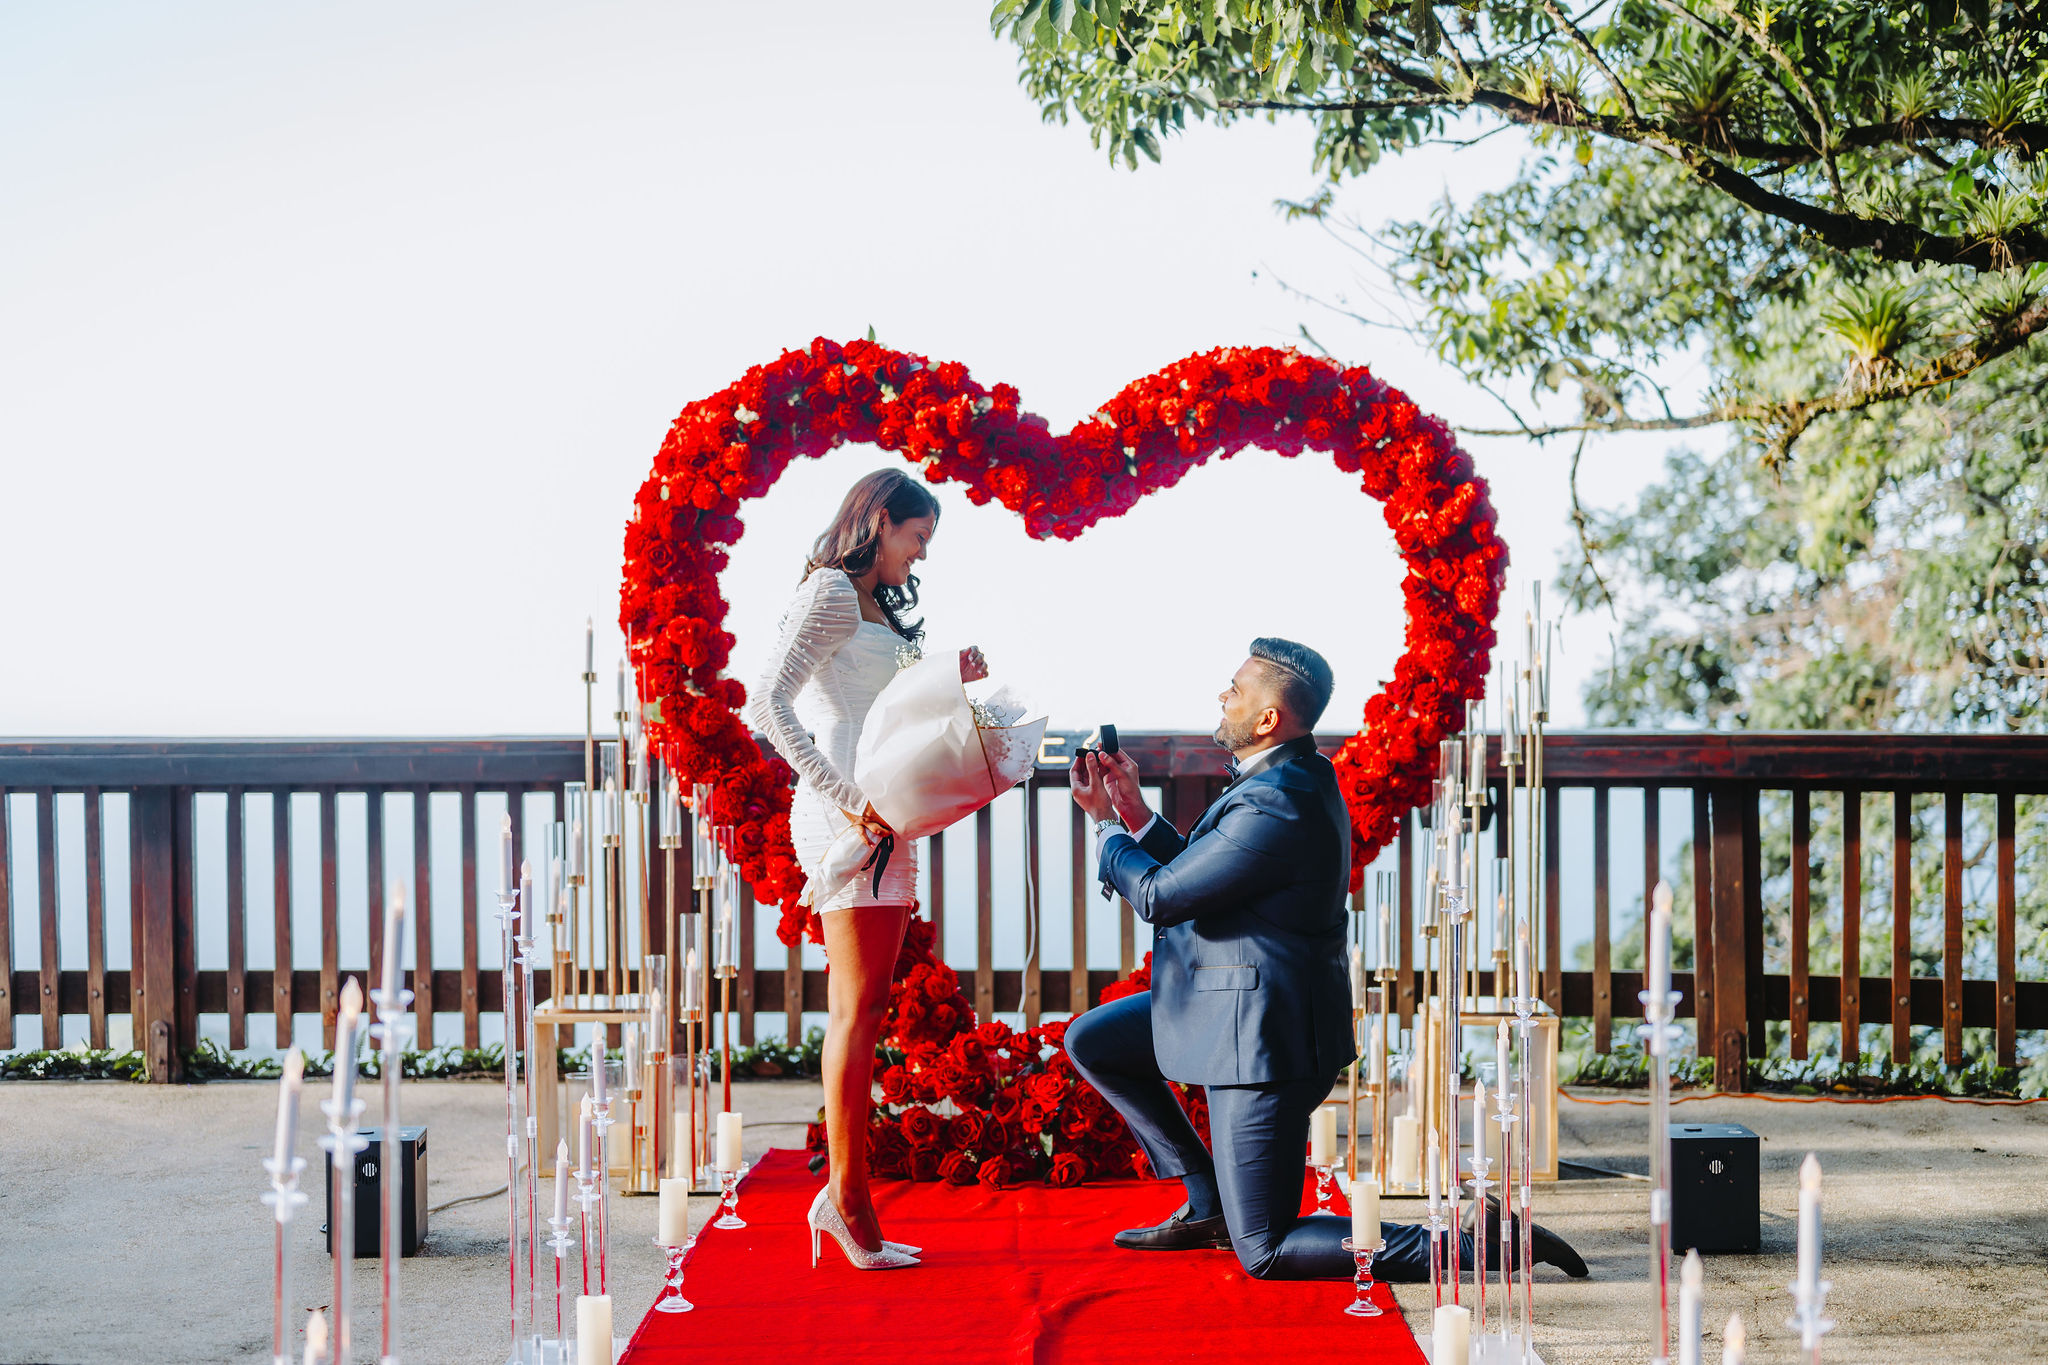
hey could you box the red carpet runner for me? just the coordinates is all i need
[622,1149,1422,1364]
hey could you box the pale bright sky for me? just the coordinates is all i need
[1,1,1690,739]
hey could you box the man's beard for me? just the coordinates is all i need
[1213,714,1259,752]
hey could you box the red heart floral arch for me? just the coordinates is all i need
[618,338,1505,1184]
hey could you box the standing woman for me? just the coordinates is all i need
[749,468,987,1270]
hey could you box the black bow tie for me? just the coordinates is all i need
[1224,756,1244,785]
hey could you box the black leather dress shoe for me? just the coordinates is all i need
[1112,1203,1233,1251]
[1463,1194,1590,1279]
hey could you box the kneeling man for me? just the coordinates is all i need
[1067,637,1585,1281]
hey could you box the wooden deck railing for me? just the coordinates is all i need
[2,733,2042,1087]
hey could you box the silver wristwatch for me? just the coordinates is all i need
[1094,817,1124,839]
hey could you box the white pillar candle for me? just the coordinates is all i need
[576,1294,612,1365]
[1796,1153,1822,1302]
[1378,892,1392,967]
[570,816,586,880]
[584,617,594,675]
[1350,945,1366,1010]
[1432,1303,1470,1365]
[624,1027,640,1095]
[1720,1312,1745,1365]
[658,1177,691,1247]
[1370,1017,1386,1085]
[578,1095,593,1173]
[272,1047,304,1170]
[554,1139,570,1223]
[1390,1114,1421,1188]
[1678,1248,1703,1365]
[1350,1176,1381,1247]
[683,946,701,1013]
[716,1110,743,1173]
[379,883,405,1006]
[303,1309,327,1365]
[1311,1106,1338,1168]
[616,657,626,715]
[500,813,515,898]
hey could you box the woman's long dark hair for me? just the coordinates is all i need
[804,468,940,644]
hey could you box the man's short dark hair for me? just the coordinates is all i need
[1248,637,1335,730]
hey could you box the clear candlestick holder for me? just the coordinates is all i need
[1468,1161,1495,1341]
[572,1168,602,1299]
[1493,1099,1519,1345]
[545,1214,576,1355]
[262,1154,310,1365]
[591,1098,615,1296]
[1785,1279,1835,1365]
[1425,1200,1448,1308]
[713,1162,749,1229]
[652,1238,694,1314]
[1341,1236,1386,1317]
[1313,1162,1339,1215]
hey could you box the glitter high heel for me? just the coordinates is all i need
[808,1188,921,1270]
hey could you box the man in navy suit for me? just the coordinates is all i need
[1067,638,1585,1282]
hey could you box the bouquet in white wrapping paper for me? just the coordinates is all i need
[803,653,1047,908]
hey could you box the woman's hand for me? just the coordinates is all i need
[959,645,989,683]
[853,802,893,841]
[1069,752,1117,822]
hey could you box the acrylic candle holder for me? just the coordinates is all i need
[1785,1278,1835,1365]
[262,1154,310,1365]
[1341,1236,1386,1318]
[713,1162,749,1230]
[1313,1163,1339,1215]
[652,1238,694,1314]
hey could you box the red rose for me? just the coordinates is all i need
[938,1151,978,1185]
[899,1106,941,1148]
[975,1155,1013,1190]
[1047,1152,1086,1188]
[947,1109,990,1152]
[878,1066,913,1106]
[908,1147,941,1182]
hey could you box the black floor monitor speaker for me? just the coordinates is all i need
[323,1125,429,1258]
[1670,1122,1759,1254]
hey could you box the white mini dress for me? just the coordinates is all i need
[748,568,921,913]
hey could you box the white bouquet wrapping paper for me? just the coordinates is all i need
[801,653,1046,907]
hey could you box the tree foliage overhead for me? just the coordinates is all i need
[992,0,2048,461]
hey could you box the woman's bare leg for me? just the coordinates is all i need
[820,900,913,1252]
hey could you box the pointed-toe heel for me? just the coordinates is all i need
[806,1188,920,1270]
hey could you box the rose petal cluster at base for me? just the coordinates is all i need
[620,338,1504,1187]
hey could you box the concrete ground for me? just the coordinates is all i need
[0,1081,2041,1364]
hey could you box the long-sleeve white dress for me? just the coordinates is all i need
[747,567,922,912]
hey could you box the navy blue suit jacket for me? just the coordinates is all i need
[1098,735,1356,1087]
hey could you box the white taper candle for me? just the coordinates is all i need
[554,1139,570,1223]
[272,1047,304,1170]
[500,813,515,897]
[1721,1311,1745,1365]
[379,883,405,1006]
[1796,1153,1822,1302]
[1678,1247,1703,1365]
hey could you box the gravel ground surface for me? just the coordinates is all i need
[1,1080,2040,1363]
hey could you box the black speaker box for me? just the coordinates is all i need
[323,1125,429,1258]
[1670,1122,1759,1254]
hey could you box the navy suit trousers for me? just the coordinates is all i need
[1067,992,1472,1281]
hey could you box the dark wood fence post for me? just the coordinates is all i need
[1708,784,1750,1091]
[131,788,182,1082]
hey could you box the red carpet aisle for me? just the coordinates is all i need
[622,1150,1422,1365]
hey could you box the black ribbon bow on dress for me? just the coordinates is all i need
[860,831,896,899]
